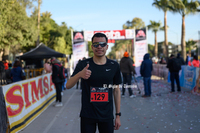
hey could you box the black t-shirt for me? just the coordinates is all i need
[71,57,122,120]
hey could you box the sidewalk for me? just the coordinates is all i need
[19,77,200,133]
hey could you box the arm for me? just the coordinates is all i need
[65,71,82,89]
[113,85,121,130]
[66,64,91,89]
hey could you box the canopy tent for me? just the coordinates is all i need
[18,43,66,60]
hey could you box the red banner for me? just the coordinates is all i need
[84,29,135,42]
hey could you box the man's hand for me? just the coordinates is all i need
[114,117,121,130]
[80,64,91,79]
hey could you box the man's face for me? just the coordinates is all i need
[92,37,108,57]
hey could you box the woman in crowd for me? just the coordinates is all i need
[188,55,199,67]
[44,59,52,73]
[10,60,25,82]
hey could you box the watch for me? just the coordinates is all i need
[115,112,121,116]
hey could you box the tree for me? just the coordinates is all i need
[170,0,200,60]
[148,20,163,57]
[32,10,72,55]
[152,0,174,58]
[17,0,37,9]
[88,41,94,57]
[38,11,58,45]
[37,0,42,45]
[148,44,155,58]
[186,40,197,54]
[123,17,145,29]
[53,37,66,54]
[0,0,37,60]
[0,0,13,45]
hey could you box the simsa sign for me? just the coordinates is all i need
[2,73,56,133]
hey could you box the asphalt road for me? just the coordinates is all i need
[19,78,200,133]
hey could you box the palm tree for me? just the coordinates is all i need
[152,0,174,59]
[37,0,42,46]
[148,20,163,57]
[170,0,199,60]
[186,40,197,54]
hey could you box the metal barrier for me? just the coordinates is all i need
[24,68,44,79]
[152,64,168,81]
[0,68,44,85]
[0,86,8,133]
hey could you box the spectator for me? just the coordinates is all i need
[51,57,65,107]
[167,54,181,92]
[3,60,9,70]
[188,55,199,67]
[160,57,166,64]
[177,53,185,66]
[120,51,136,98]
[44,59,52,73]
[10,60,25,82]
[185,52,191,65]
[140,53,153,97]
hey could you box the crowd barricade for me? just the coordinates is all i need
[24,68,44,79]
[152,64,200,95]
[0,68,44,85]
[0,73,56,133]
[152,64,168,81]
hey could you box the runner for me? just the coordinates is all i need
[66,33,122,133]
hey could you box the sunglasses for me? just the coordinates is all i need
[92,42,107,48]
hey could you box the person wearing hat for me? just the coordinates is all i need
[120,51,136,98]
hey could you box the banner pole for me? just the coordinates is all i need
[198,31,200,60]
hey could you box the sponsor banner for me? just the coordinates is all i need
[2,73,56,133]
[73,31,84,44]
[84,29,135,42]
[73,42,86,69]
[134,28,148,76]
[72,31,87,69]
[180,66,197,90]
[84,31,94,42]
[192,68,200,95]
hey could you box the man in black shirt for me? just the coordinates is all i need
[66,33,122,133]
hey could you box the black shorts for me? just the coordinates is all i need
[81,117,114,133]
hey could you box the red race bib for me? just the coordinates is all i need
[90,87,109,102]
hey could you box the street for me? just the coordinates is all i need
[19,77,200,133]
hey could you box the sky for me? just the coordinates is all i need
[33,0,200,48]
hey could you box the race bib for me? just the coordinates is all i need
[90,87,109,102]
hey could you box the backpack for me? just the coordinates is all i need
[54,63,66,80]
[173,58,181,71]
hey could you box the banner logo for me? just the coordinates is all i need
[136,29,146,41]
[73,31,84,44]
